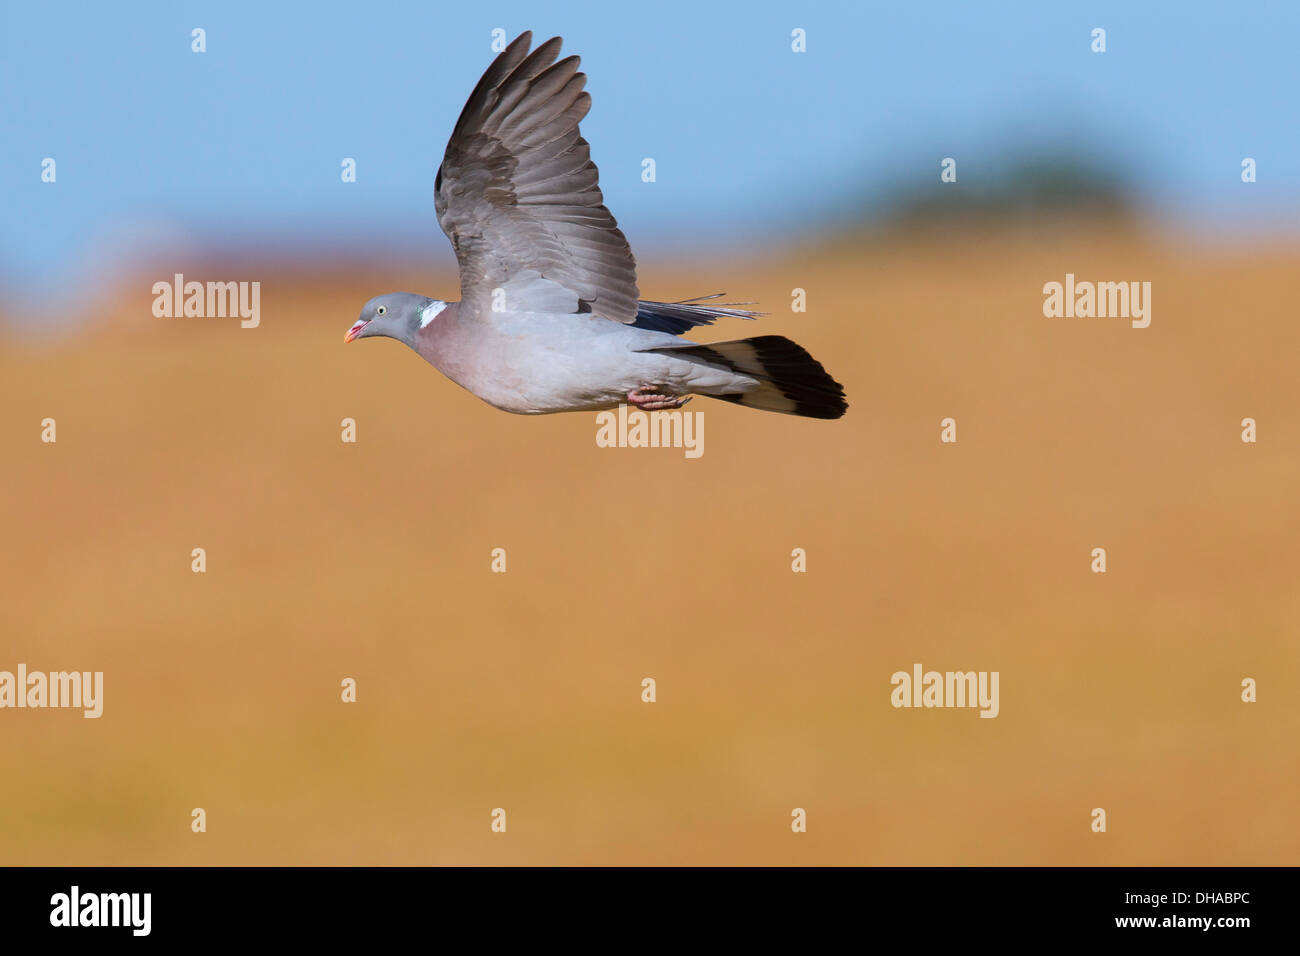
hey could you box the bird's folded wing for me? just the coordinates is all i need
[435,32,639,325]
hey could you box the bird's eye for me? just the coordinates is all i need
[376,306,387,316]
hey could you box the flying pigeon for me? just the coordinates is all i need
[345,31,847,419]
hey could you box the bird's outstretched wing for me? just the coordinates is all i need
[435,32,639,324]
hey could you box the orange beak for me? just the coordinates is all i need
[344,320,368,343]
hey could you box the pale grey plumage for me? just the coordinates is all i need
[346,33,847,420]
[434,32,639,325]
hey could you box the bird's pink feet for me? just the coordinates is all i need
[626,385,692,410]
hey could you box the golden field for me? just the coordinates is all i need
[1,223,1297,865]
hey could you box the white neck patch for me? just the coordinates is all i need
[419,299,447,328]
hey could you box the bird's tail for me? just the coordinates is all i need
[652,335,848,419]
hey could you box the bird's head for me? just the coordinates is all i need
[345,293,445,346]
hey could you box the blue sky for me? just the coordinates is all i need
[2,0,1298,303]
